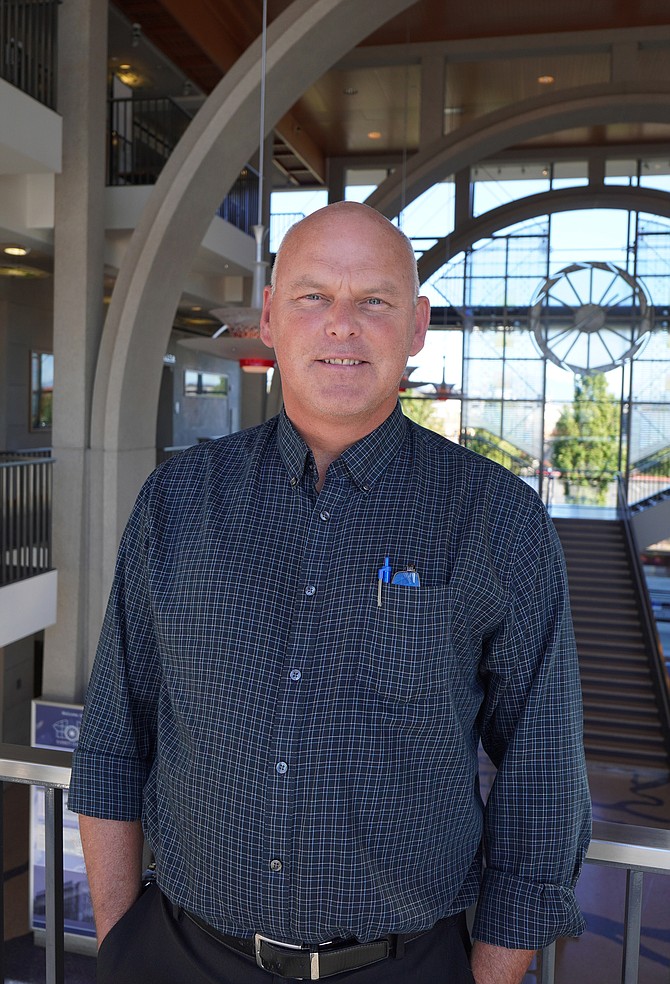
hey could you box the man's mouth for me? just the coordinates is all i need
[320,358,364,365]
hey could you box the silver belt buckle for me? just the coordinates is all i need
[254,932,321,980]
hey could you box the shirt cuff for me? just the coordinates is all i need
[67,750,146,821]
[472,868,586,949]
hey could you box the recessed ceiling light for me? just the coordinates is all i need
[3,244,30,256]
[537,74,555,85]
[367,131,382,140]
[116,64,143,87]
[0,264,49,279]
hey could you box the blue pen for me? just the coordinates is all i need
[377,556,392,608]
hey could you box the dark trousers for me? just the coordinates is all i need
[97,884,475,984]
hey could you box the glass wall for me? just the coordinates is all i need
[424,204,670,508]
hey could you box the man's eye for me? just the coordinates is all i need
[366,297,384,305]
[304,293,323,301]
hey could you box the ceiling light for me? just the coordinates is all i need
[367,131,382,140]
[537,74,555,85]
[240,358,274,374]
[0,264,49,279]
[116,64,143,87]
[3,244,30,256]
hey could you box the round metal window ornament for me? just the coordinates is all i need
[529,261,654,374]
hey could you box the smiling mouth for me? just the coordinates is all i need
[320,358,364,366]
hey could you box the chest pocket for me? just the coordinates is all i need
[358,586,450,701]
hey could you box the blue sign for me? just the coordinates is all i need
[31,700,95,939]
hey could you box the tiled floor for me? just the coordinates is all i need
[4,760,669,984]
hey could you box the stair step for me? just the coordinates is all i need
[579,654,650,668]
[585,717,662,736]
[582,686,657,704]
[584,743,669,768]
[554,518,670,770]
[581,671,652,685]
[574,624,643,637]
[586,703,657,719]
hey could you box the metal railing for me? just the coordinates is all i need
[0,743,668,984]
[0,454,53,586]
[108,96,192,187]
[616,474,670,759]
[627,446,670,508]
[0,0,58,108]
[216,164,260,237]
[108,97,261,236]
[459,429,536,478]
[0,744,71,984]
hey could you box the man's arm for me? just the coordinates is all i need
[79,815,144,946]
[471,941,535,984]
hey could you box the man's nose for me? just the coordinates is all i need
[326,299,360,336]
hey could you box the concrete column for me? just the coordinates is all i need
[419,54,446,148]
[42,0,108,702]
[327,159,346,203]
[454,167,472,231]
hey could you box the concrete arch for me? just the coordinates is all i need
[367,82,670,221]
[417,185,670,284]
[92,0,418,545]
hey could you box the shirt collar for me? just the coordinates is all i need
[277,403,408,491]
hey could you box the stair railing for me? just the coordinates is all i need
[616,473,670,760]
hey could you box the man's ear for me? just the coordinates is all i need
[259,285,273,348]
[409,295,431,356]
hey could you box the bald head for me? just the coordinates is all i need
[271,201,420,298]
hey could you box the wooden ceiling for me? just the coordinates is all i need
[110,0,670,187]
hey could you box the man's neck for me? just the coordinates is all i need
[284,405,393,492]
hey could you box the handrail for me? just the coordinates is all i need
[0,456,54,586]
[0,0,59,109]
[0,744,71,984]
[616,473,670,759]
[1,744,669,984]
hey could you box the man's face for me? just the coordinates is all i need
[260,206,430,436]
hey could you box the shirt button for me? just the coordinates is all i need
[319,510,330,522]
[304,584,316,597]
[270,859,283,872]
[276,761,288,775]
[290,669,302,682]
[290,477,298,487]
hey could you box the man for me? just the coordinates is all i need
[69,202,591,984]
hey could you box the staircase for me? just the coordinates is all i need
[553,517,670,771]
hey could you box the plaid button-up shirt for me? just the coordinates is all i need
[69,404,591,949]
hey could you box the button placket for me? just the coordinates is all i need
[263,483,343,933]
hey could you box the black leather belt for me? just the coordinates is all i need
[182,910,427,980]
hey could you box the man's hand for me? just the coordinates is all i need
[471,941,536,984]
[79,816,144,946]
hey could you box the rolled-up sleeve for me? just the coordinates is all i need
[69,485,159,820]
[473,498,591,949]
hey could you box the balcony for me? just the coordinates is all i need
[0,452,56,647]
[108,96,260,237]
[0,0,58,109]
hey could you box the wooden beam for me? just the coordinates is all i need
[276,111,326,184]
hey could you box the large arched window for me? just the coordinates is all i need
[410,205,670,510]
